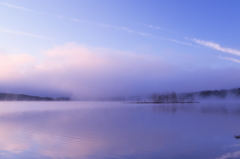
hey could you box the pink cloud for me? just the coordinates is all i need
[0,43,172,98]
[0,53,35,80]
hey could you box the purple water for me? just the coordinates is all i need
[0,101,239,159]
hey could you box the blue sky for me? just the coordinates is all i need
[0,0,240,98]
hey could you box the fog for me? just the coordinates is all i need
[182,89,240,103]
[0,43,240,100]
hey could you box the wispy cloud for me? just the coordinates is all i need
[147,36,197,47]
[1,2,194,46]
[0,28,55,40]
[69,19,196,46]
[219,56,240,63]
[91,22,197,46]
[193,39,240,56]
[102,24,151,36]
[144,24,177,34]
[97,23,196,46]
[168,39,198,47]
[0,2,43,14]
[144,24,163,30]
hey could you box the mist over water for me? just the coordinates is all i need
[0,102,239,159]
[179,88,240,103]
[1,43,240,99]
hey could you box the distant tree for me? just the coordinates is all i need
[148,91,196,103]
[170,91,177,102]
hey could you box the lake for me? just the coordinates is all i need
[0,101,239,159]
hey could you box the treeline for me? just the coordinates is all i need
[199,88,240,98]
[149,92,195,103]
[182,88,240,99]
[0,93,70,101]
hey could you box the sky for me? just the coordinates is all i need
[1,0,240,99]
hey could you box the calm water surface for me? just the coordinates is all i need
[0,102,239,159]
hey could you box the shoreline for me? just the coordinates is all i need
[124,102,199,104]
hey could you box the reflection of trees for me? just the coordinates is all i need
[152,103,240,116]
[201,106,228,114]
[152,104,195,114]
[200,106,240,116]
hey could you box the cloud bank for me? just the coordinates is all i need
[0,43,172,99]
[1,43,240,99]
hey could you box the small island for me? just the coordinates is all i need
[130,91,197,104]
[0,93,70,101]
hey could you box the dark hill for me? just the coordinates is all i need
[0,93,70,101]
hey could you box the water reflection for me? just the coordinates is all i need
[0,102,239,158]
[152,103,240,116]
[152,104,196,114]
